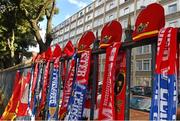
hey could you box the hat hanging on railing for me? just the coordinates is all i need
[52,44,62,59]
[77,31,95,53]
[45,47,52,61]
[63,40,75,57]
[132,3,165,41]
[100,20,122,48]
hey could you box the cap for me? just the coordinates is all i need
[132,3,165,41]
[100,20,122,48]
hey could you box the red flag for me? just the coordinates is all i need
[16,72,31,116]
[1,73,22,120]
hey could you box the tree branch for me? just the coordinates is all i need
[35,0,53,21]
[45,9,50,20]
[45,0,55,47]
[48,0,55,22]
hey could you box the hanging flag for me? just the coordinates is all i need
[150,27,178,120]
[47,44,62,120]
[16,72,31,117]
[0,71,21,120]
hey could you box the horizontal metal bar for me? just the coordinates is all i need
[92,36,158,55]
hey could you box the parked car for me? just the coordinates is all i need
[130,95,151,120]
[130,95,151,111]
[130,86,151,96]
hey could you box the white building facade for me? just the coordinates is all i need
[51,0,180,86]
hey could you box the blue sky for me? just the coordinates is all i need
[40,0,94,29]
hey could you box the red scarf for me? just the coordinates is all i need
[59,59,75,119]
[98,43,120,120]
[114,50,126,120]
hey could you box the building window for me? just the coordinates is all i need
[168,4,177,14]
[124,7,129,14]
[79,11,83,16]
[79,19,83,25]
[88,6,91,10]
[136,60,142,71]
[143,60,150,71]
[109,14,114,21]
[86,25,90,30]
[143,45,150,53]
[137,47,143,54]
[169,21,178,27]
[124,20,128,28]
[87,15,91,20]
[109,2,114,8]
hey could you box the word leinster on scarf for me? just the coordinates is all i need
[150,27,178,120]
[98,43,120,120]
[65,50,91,120]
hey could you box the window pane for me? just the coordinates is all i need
[143,45,150,53]
[168,4,177,14]
[136,47,143,54]
[143,60,150,71]
[136,60,142,71]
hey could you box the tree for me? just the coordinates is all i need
[18,0,59,53]
[0,0,59,68]
[0,0,37,68]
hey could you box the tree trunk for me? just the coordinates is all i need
[30,20,47,53]
[7,30,16,66]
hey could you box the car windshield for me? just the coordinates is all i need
[130,96,151,112]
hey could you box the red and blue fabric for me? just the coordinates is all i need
[150,27,178,120]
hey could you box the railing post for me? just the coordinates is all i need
[90,31,99,120]
[124,23,133,120]
[151,42,157,94]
